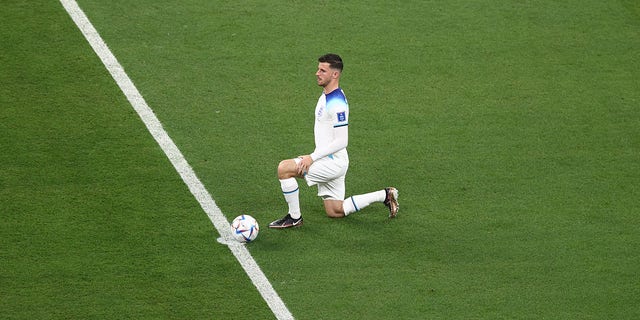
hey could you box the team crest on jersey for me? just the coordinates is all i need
[337,111,346,122]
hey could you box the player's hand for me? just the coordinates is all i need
[296,155,313,175]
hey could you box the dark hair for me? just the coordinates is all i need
[318,53,343,71]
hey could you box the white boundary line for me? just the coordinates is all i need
[59,1,294,319]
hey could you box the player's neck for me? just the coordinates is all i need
[323,82,340,94]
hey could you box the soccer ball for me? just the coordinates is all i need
[231,215,259,243]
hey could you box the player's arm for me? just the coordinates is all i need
[309,125,348,161]
[297,125,348,174]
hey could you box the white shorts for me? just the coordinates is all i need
[303,156,349,200]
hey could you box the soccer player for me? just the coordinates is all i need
[269,53,399,229]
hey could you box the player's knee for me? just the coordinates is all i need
[278,160,289,179]
[325,209,345,218]
[277,159,295,179]
[277,160,287,174]
[324,202,346,218]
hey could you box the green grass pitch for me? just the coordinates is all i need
[2,0,639,319]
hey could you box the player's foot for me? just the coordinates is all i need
[384,187,399,218]
[268,214,304,229]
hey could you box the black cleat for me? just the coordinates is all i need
[268,214,304,229]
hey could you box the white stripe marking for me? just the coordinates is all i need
[59,1,294,319]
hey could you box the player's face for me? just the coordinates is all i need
[315,62,336,87]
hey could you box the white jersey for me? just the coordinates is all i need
[311,88,349,161]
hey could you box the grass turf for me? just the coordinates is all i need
[0,1,272,318]
[2,0,639,319]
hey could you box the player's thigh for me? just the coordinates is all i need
[317,175,346,201]
[306,158,347,184]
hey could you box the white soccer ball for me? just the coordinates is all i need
[231,215,259,243]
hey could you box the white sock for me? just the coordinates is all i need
[342,190,386,216]
[280,178,301,219]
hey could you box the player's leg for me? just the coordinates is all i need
[277,158,301,180]
[269,159,305,229]
[277,160,303,219]
[343,187,399,218]
[315,168,348,218]
[323,199,346,218]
